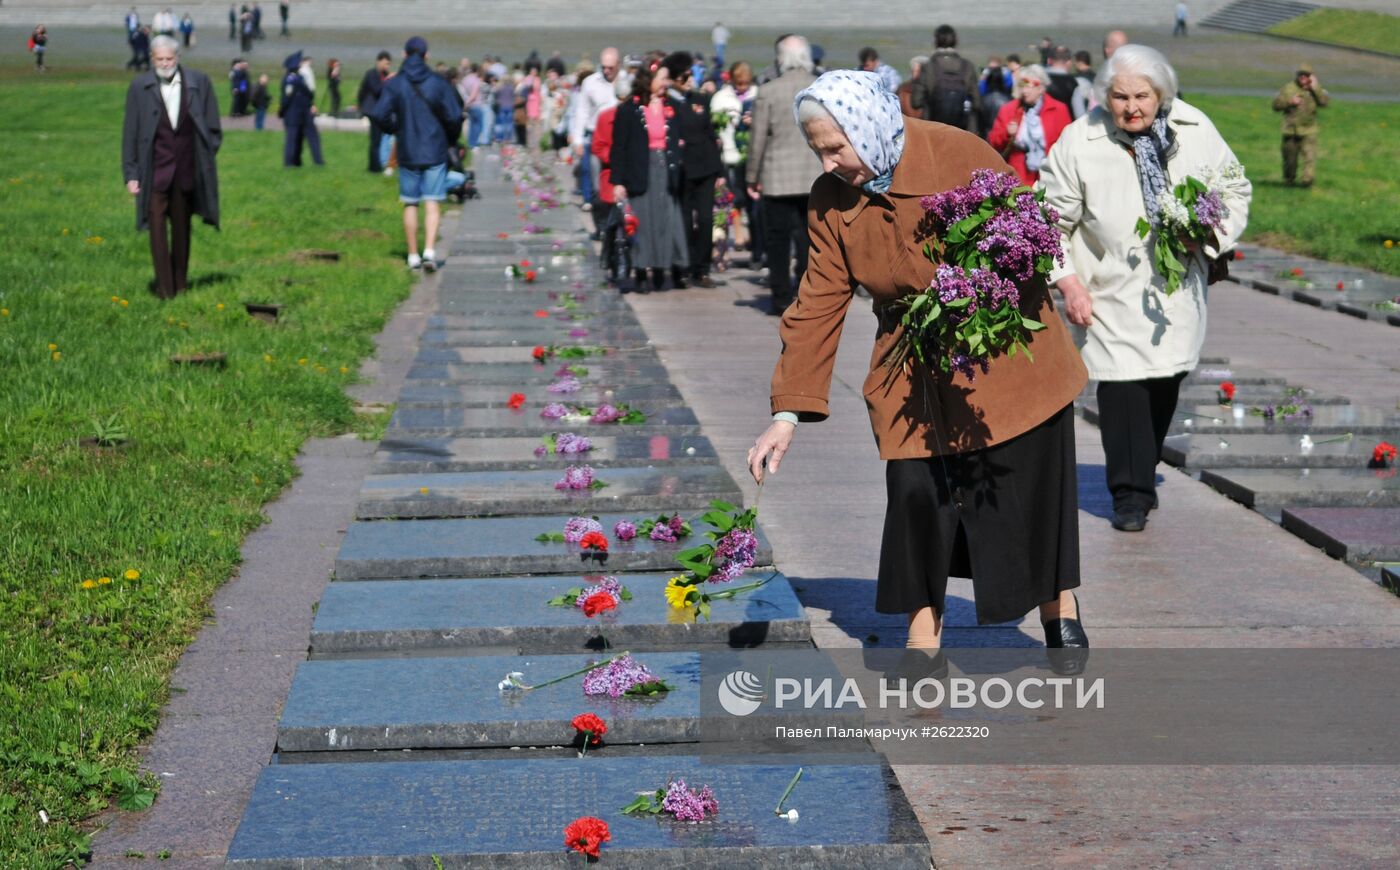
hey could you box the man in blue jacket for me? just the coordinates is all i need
[278,50,323,167]
[367,36,463,271]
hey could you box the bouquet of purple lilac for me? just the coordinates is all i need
[582,653,673,697]
[623,779,720,821]
[890,169,1061,380]
[1135,162,1241,296]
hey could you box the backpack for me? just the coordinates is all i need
[924,55,972,128]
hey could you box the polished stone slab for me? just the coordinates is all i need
[428,311,640,330]
[371,433,719,474]
[1084,403,1400,436]
[1181,371,1285,387]
[406,360,670,384]
[309,571,807,655]
[396,381,685,409]
[1281,507,1400,563]
[1172,386,1350,406]
[387,405,699,437]
[1163,433,1381,469]
[356,465,742,519]
[335,513,773,579]
[226,756,929,868]
[1201,468,1400,509]
[419,326,652,347]
[416,345,654,366]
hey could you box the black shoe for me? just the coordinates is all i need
[1043,594,1088,675]
[1149,493,1159,512]
[1111,506,1147,532]
[883,649,949,684]
[693,275,725,288]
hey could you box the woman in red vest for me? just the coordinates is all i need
[987,64,1070,186]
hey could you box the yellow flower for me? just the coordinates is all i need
[47,343,57,351]
[111,295,120,303]
[664,576,695,609]
[419,487,430,494]
[80,579,98,589]
[98,576,113,585]
[124,569,140,580]
[315,365,327,373]
[62,227,70,235]
[263,354,274,363]
[1,308,8,317]
[120,299,129,307]
[51,351,62,361]
[297,358,308,365]
[178,321,188,329]
[167,316,176,325]
[339,366,349,374]
[1387,240,1395,249]
[86,236,104,245]
[253,476,262,485]
[216,303,225,311]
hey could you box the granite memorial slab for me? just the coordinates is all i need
[429,310,638,328]
[1162,433,1379,469]
[334,513,773,579]
[226,755,930,868]
[1172,386,1350,406]
[1182,371,1285,387]
[309,571,808,656]
[1200,468,1400,509]
[415,346,659,367]
[1083,403,1399,436]
[419,326,652,347]
[356,465,742,519]
[371,433,719,474]
[385,406,700,438]
[395,381,685,409]
[406,360,671,385]
[1281,507,1400,563]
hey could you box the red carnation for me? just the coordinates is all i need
[572,712,607,744]
[497,232,510,239]
[521,260,532,268]
[564,816,611,858]
[1291,267,1304,277]
[1372,441,1397,468]
[532,346,547,361]
[581,591,617,617]
[507,392,526,410]
[525,270,538,283]
[579,531,609,552]
[535,309,550,318]
[1219,381,1236,401]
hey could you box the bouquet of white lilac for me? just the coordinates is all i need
[1136,161,1244,296]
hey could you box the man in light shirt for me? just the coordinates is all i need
[121,36,222,299]
[567,47,621,219]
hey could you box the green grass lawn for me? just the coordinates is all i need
[0,71,415,866]
[1189,94,1400,276]
[1268,9,1400,58]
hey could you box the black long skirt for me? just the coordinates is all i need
[876,404,1080,625]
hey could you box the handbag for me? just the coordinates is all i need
[1207,249,1235,285]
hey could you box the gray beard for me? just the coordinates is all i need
[157,69,177,82]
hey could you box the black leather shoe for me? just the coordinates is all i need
[1043,595,1089,676]
[883,649,949,684]
[1111,506,1147,532]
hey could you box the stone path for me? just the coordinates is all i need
[220,150,931,866]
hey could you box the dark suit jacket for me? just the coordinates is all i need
[122,66,222,230]
[278,71,314,123]
[673,90,723,180]
[608,96,684,198]
[357,67,385,113]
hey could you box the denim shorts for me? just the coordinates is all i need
[398,162,448,204]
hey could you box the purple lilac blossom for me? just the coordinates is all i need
[650,522,678,543]
[582,653,662,698]
[569,327,590,338]
[555,432,593,454]
[575,575,624,610]
[661,780,719,821]
[591,403,623,424]
[555,465,596,490]
[710,527,758,584]
[534,445,548,458]
[613,520,637,541]
[563,517,603,544]
[549,376,582,394]
[1192,190,1228,231]
[541,403,570,420]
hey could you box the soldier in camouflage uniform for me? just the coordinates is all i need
[1272,62,1328,187]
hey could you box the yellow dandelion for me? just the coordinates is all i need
[120,299,129,307]
[124,569,140,580]
[1,308,9,317]
[51,351,62,361]
[419,487,430,494]
[253,476,262,485]
[178,321,188,329]
[664,576,694,609]
[47,342,57,351]
[297,358,308,366]
[98,576,113,585]
[80,579,98,589]
[339,366,349,374]
[216,303,225,311]
[62,227,70,235]
[111,295,120,303]
[86,236,104,245]
[1387,240,1395,249]
[167,316,176,325]
[263,354,274,363]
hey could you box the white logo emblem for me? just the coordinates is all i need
[717,670,764,716]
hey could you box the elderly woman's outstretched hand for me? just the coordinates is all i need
[747,420,796,484]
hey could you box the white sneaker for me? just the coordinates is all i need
[422,249,438,272]
[382,167,394,177]
[407,253,423,270]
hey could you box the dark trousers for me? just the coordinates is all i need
[284,120,323,166]
[1096,373,1187,511]
[368,124,384,172]
[680,172,718,277]
[762,194,810,306]
[148,186,193,299]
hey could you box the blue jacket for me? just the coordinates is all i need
[366,54,463,168]
[278,71,314,123]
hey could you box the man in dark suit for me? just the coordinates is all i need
[279,50,323,167]
[663,51,725,288]
[122,35,221,299]
[357,50,392,172]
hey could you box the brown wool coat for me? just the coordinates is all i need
[770,119,1087,459]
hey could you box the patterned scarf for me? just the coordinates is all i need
[1123,111,1172,225]
[793,70,905,195]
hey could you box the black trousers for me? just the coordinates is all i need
[680,172,717,278]
[368,125,384,172]
[1096,373,1187,511]
[284,120,323,167]
[148,185,193,299]
[762,194,809,306]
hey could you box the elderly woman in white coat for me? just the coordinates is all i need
[1039,45,1250,532]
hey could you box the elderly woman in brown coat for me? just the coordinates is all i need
[747,71,1089,655]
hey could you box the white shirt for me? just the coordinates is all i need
[712,25,730,46]
[159,70,182,130]
[567,70,619,145]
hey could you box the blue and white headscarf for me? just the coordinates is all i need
[793,70,906,195]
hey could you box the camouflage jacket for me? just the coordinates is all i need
[1272,81,1329,135]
